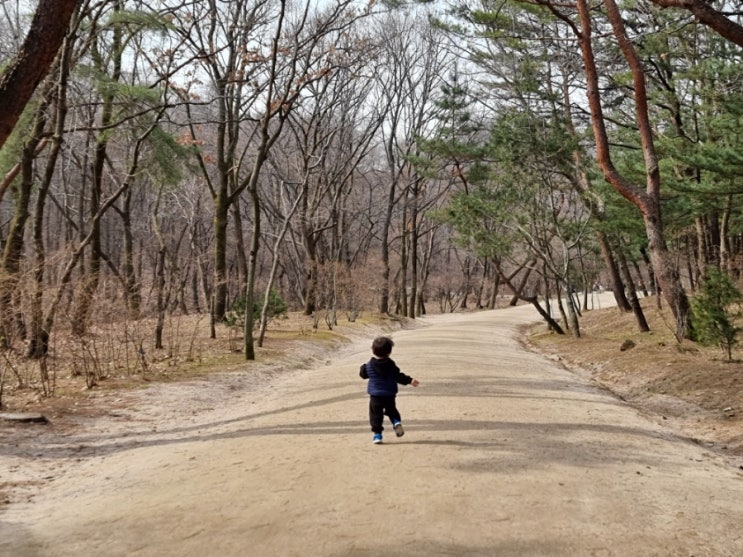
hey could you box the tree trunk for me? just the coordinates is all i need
[564,281,581,337]
[232,198,248,293]
[302,238,318,316]
[596,230,631,312]
[415,227,437,316]
[509,265,533,307]
[2,85,56,351]
[630,258,649,297]
[399,202,409,317]
[639,247,656,295]
[650,0,743,48]
[244,183,261,361]
[618,245,650,332]
[379,176,396,314]
[695,216,708,272]
[72,142,103,335]
[151,192,167,350]
[488,268,500,310]
[213,194,229,324]
[720,194,732,273]
[122,189,141,319]
[554,281,568,332]
[494,261,564,334]
[154,249,166,350]
[0,119,42,347]
[0,0,78,150]
[258,184,305,347]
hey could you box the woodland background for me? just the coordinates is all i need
[0,0,742,401]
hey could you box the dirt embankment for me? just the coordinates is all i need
[526,296,743,460]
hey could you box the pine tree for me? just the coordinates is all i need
[691,268,743,361]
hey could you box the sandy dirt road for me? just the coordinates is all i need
[2,304,742,557]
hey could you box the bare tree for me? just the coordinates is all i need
[174,0,376,356]
[375,10,450,314]
[274,36,385,317]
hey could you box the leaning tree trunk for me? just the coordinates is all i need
[494,261,565,334]
[648,0,743,49]
[563,280,581,337]
[258,188,304,347]
[0,0,78,150]
[563,72,631,315]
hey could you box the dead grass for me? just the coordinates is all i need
[526,295,743,459]
[0,311,408,423]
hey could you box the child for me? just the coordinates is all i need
[359,336,419,444]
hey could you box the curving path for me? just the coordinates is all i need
[2,303,742,556]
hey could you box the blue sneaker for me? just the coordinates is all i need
[372,433,383,444]
[393,422,405,437]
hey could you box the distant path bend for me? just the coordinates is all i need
[2,302,742,556]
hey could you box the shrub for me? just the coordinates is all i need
[225,289,287,329]
[691,268,743,361]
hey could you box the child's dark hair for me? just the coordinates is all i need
[371,336,394,358]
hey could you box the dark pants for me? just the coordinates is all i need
[369,395,401,433]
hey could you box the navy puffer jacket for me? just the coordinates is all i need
[360,357,413,396]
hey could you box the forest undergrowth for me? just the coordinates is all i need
[0,310,409,423]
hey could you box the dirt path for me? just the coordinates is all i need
[2,304,742,557]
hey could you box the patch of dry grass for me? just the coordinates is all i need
[0,311,407,420]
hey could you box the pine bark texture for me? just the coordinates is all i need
[0,0,79,149]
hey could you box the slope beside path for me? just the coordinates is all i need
[2,303,742,557]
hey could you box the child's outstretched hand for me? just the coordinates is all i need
[411,379,420,387]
